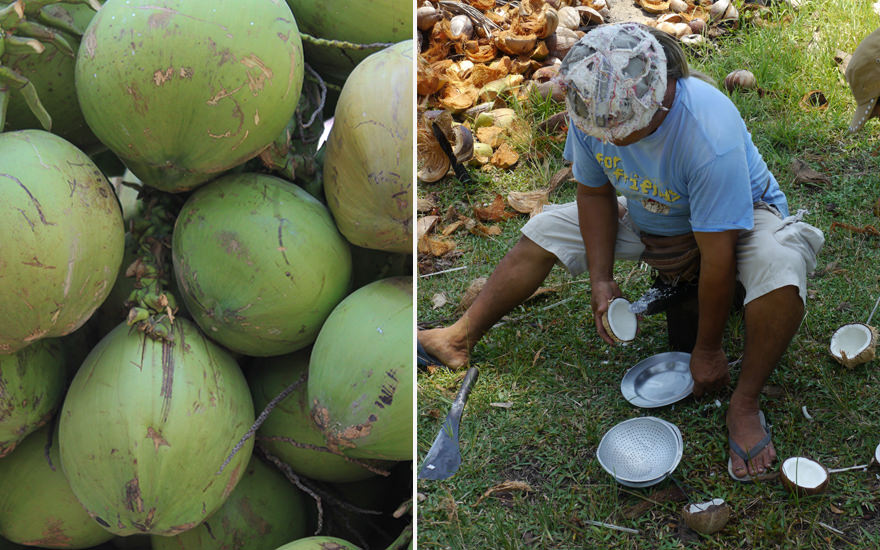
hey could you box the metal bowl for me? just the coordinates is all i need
[597,417,683,485]
[621,351,693,408]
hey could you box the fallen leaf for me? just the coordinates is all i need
[469,223,502,237]
[527,287,558,301]
[761,385,785,398]
[474,194,516,222]
[490,402,513,408]
[830,503,845,515]
[621,485,686,519]
[490,142,519,169]
[459,277,488,312]
[442,220,465,236]
[418,215,440,240]
[418,233,457,257]
[813,261,846,278]
[791,158,831,188]
[431,292,448,309]
[476,480,534,505]
[508,190,550,217]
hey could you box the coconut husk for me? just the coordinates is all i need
[418,57,448,97]
[495,30,537,56]
[640,0,670,14]
[437,80,480,112]
[490,142,519,169]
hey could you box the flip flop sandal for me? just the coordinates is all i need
[727,411,775,483]
[417,340,448,371]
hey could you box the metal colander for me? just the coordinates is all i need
[597,417,683,485]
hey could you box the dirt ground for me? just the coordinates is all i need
[604,0,653,25]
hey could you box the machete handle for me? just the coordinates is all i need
[448,366,479,423]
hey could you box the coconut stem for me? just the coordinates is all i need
[383,524,414,550]
[0,87,7,130]
[298,32,396,51]
[299,63,326,131]
[124,188,184,341]
[256,435,392,477]
[259,448,325,534]
[216,372,307,475]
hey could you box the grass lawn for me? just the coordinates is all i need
[416,1,880,548]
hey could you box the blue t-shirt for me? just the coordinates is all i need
[563,77,788,236]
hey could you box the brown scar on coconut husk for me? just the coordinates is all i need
[310,402,376,452]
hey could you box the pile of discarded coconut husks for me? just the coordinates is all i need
[416,0,756,182]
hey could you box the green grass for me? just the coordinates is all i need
[417,1,880,548]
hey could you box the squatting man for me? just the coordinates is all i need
[419,22,825,481]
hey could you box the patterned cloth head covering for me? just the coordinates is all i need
[557,22,668,142]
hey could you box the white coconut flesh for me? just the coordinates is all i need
[781,457,827,489]
[830,324,873,359]
[688,498,725,514]
[606,298,637,342]
[875,443,880,464]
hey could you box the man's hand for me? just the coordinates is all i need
[689,346,730,397]
[591,280,622,345]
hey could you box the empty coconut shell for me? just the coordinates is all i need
[780,457,829,496]
[830,323,878,368]
[601,297,638,343]
[682,499,731,535]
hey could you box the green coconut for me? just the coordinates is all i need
[0,129,124,354]
[3,3,101,151]
[0,426,115,549]
[0,339,68,457]
[274,537,360,550]
[284,0,411,87]
[308,277,412,461]
[75,0,304,192]
[349,245,411,291]
[109,536,151,549]
[323,41,413,254]
[248,351,394,483]
[0,537,27,549]
[59,319,255,536]
[151,455,308,550]
[172,173,351,357]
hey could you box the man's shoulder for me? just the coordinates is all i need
[677,77,740,117]
[675,77,747,155]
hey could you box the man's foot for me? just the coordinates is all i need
[727,399,776,480]
[418,327,470,371]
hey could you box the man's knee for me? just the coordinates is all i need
[515,235,559,265]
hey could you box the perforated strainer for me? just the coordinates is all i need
[597,416,683,485]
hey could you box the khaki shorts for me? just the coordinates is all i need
[521,198,825,305]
